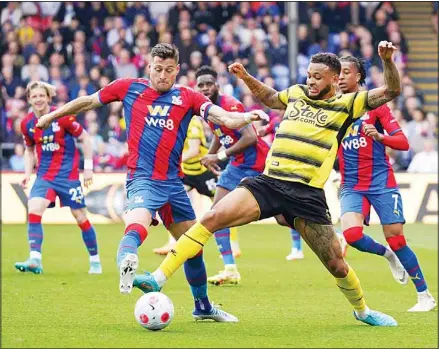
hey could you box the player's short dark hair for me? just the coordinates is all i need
[195,65,218,80]
[310,52,341,75]
[339,55,367,86]
[151,43,179,63]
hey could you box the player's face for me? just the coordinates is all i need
[306,63,338,100]
[339,62,360,94]
[196,74,219,101]
[28,87,50,115]
[149,56,180,93]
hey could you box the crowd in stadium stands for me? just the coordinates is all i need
[1,2,437,173]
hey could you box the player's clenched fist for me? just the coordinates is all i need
[36,115,52,130]
[378,41,397,61]
[228,63,249,79]
[246,109,269,123]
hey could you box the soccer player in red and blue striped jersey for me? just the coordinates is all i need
[337,56,436,312]
[36,43,268,322]
[194,66,270,285]
[15,81,101,275]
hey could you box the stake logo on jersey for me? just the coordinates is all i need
[21,112,83,181]
[338,104,402,192]
[98,78,213,181]
[208,94,269,172]
[286,99,330,127]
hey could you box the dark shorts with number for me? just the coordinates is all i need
[183,171,218,198]
[238,174,332,228]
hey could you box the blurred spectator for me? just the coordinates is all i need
[406,109,435,154]
[407,139,438,173]
[9,143,25,171]
[433,2,438,33]
[114,49,138,79]
[1,2,22,27]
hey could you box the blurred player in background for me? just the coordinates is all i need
[16,81,101,275]
[36,43,267,322]
[338,55,436,312]
[134,42,403,327]
[152,114,217,255]
[195,66,270,286]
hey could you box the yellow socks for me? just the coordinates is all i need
[230,227,238,242]
[159,222,213,278]
[335,266,366,313]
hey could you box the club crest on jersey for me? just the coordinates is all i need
[171,95,182,105]
[52,122,60,132]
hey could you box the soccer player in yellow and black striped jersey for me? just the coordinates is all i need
[137,41,403,327]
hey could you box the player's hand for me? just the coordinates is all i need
[363,122,384,142]
[228,63,249,79]
[247,109,269,123]
[36,115,53,130]
[201,154,222,176]
[378,41,397,61]
[83,169,93,188]
[21,176,30,189]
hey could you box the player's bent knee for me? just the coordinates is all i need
[28,198,50,216]
[327,259,349,278]
[200,209,223,232]
[123,208,151,229]
[71,208,87,223]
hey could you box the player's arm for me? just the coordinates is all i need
[205,105,269,129]
[228,63,286,110]
[77,130,94,188]
[363,106,409,151]
[36,93,102,129]
[182,138,201,163]
[207,135,222,155]
[22,145,36,188]
[222,125,257,158]
[366,41,401,110]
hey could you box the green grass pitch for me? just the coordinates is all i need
[2,223,437,348]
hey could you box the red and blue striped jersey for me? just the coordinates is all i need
[208,94,269,172]
[21,109,83,180]
[98,78,213,180]
[337,104,402,192]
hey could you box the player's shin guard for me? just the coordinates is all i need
[214,228,235,265]
[343,227,386,255]
[79,220,98,257]
[387,235,427,292]
[117,224,148,267]
[28,214,43,258]
[159,222,212,279]
[335,266,366,313]
[184,250,212,312]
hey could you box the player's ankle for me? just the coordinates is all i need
[355,306,369,320]
[30,251,42,260]
[152,269,167,287]
[90,254,100,263]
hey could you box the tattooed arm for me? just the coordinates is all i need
[367,41,401,109]
[228,63,287,110]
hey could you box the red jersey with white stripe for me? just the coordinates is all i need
[208,94,269,172]
[337,104,402,192]
[98,78,213,180]
[21,109,83,180]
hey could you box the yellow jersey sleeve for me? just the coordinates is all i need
[278,88,289,106]
[351,90,370,120]
[187,118,202,140]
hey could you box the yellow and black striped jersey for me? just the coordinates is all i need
[264,84,370,189]
[182,116,209,176]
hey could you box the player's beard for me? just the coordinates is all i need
[209,90,219,104]
[308,84,333,100]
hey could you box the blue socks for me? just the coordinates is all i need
[183,250,212,312]
[214,228,235,265]
[117,224,148,267]
[291,229,302,251]
[79,220,98,256]
[28,214,43,254]
[344,227,386,256]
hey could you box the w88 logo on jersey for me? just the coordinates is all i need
[220,135,234,146]
[342,137,367,150]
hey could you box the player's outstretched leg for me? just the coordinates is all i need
[386,233,436,312]
[15,213,44,274]
[133,188,260,295]
[72,209,102,274]
[343,225,407,284]
[296,218,397,327]
[209,227,241,285]
[286,228,304,260]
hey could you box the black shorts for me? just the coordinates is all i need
[238,174,332,228]
[183,171,218,198]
